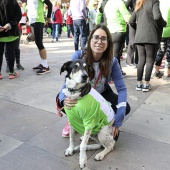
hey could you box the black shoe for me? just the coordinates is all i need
[122,71,126,78]
[36,67,51,75]
[153,71,163,78]
[16,63,24,70]
[33,64,43,71]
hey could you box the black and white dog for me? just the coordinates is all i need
[60,59,115,169]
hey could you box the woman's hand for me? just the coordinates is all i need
[63,98,77,109]
[112,127,120,141]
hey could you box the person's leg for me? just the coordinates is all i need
[145,44,159,83]
[32,22,50,74]
[164,38,170,77]
[0,42,5,76]
[126,25,136,65]
[136,44,146,85]
[52,23,56,41]
[101,90,131,116]
[79,19,87,49]
[70,24,74,37]
[15,30,24,70]
[55,23,60,41]
[73,20,80,51]
[67,24,70,37]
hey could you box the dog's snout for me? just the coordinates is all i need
[81,74,88,80]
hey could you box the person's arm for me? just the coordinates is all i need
[152,0,166,28]
[129,11,137,30]
[111,58,127,127]
[44,0,52,19]
[118,0,131,23]
[80,0,87,19]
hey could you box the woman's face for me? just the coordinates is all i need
[90,28,108,55]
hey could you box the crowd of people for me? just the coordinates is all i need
[0,0,169,140]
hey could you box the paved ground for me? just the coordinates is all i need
[0,34,170,170]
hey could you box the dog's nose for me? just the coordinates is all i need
[81,74,88,80]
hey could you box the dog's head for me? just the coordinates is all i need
[60,60,92,89]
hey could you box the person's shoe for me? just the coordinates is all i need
[32,64,43,71]
[16,63,24,70]
[0,73,2,79]
[6,65,9,73]
[153,71,163,78]
[122,71,126,78]
[136,83,143,91]
[142,84,151,92]
[36,67,50,75]
[51,39,54,43]
[9,72,19,79]
[62,121,70,138]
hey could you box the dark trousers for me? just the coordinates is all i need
[155,38,170,68]
[5,31,21,66]
[126,25,138,65]
[111,32,126,67]
[101,90,131,116]
[137,44,159,81]
[67,24,74,37]
[0,40,16,73]
[31,22,44,50]
[73,19,87,51]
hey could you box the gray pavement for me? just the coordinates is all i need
[0,34,170,170]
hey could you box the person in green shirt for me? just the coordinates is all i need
[0,0,22,79]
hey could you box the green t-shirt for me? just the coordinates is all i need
[27,0,45,24]
[64,88,115,135]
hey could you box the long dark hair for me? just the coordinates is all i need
[86,24,113,80]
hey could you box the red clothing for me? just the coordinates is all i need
[52,8,63,24]
[66,11,73,25]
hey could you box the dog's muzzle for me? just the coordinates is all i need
[81,74,88,83]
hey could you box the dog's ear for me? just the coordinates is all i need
[87,64,95,79]
[60,61,72,75]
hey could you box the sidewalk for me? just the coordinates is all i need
[0,34,170,170]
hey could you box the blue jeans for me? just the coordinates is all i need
[52,23,60,41]
[73,19,87,51]
[67,24,74,37]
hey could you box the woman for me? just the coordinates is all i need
[57,24,131,140]
[0,0,22,79]
[51,1,63,42]
[130,0,166,92]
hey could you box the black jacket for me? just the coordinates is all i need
[0,0,22,38]
[125,0,137,13]
[129,0,166,44]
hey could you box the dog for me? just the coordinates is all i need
[60,59,116,169]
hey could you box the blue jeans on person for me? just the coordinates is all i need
[52,23,60,41]
[67,24,74,37]
[73,19,87,51]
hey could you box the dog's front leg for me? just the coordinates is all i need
[65,125,75,156]
[79,130,91,169]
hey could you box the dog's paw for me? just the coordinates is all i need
[65,148,74,156]
[94,152,105,161]
[79,156,87,169]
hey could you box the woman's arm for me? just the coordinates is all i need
[111,58,127,127]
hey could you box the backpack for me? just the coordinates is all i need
[51,10,56,22]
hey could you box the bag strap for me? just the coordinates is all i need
[93,71,101,89]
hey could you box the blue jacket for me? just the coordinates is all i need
[58,50,127,127]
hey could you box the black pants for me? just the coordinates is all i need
[137,44,159,81]
[31,22,44,50]
[111,32,126,67]
[0,40,16,73]
[126,25,138,65]
[101,90,131,116]
[5,31,21,65]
